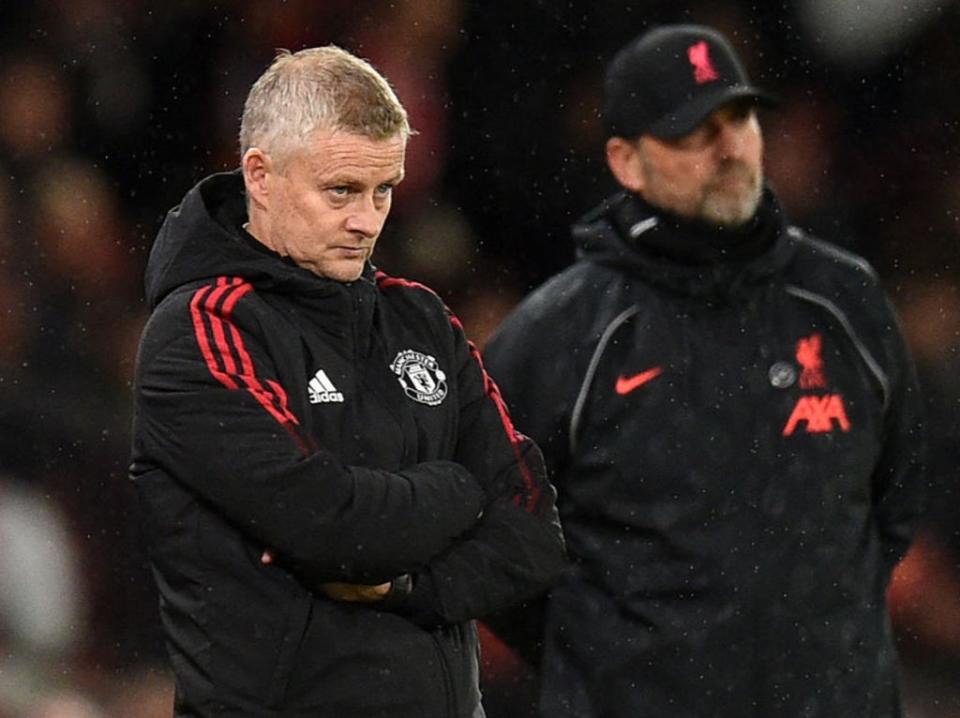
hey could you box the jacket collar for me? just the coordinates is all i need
[573,187,796,300]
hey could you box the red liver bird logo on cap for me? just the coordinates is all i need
[688,41,719,84]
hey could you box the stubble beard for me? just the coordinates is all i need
[698,163,763,228]
[640,152,763,229]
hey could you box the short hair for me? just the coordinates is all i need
[239,46,411,165]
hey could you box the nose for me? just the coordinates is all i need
[715,120,748,161]
[344,195,385,238]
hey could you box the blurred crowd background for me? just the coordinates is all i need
[1,0,959,716]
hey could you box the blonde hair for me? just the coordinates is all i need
[239,46,410,164]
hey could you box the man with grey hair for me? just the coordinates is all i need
[130,46,564,717]
[485,24,925,717]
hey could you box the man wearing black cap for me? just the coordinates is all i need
[484,24,926,717]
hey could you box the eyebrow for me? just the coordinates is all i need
[318,171,405,187]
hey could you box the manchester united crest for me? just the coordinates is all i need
[390,350,448,406]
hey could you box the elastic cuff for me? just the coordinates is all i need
[381,573,414,608]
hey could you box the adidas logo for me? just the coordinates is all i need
[308,369,344,404]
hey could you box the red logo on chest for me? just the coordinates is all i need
[782,394,850,436]
[688,41,719,84]
[796,333,826,388]
[783,333,851,436]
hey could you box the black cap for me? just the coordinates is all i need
[603,24,776,140]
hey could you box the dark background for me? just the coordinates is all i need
[0,1,958,716]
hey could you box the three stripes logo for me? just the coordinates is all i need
[308,369,344,404]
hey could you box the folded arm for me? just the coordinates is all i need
[382,311,566,625]
[131,288,485,585]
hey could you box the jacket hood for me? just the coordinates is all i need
[572,187,796,299]
[145,170,353,308]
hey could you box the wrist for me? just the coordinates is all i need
[381,573,414,608]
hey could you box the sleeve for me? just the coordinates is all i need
[872,297,928,575]
[383,311,566,625]
[482,304,581,482]
[477,300,580,662]
[131,283,485,585]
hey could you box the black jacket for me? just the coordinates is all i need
[129,171,565,718]
[483,190,925,717]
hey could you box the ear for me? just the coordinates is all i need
[605,136,646,194]
[242,148,272,210]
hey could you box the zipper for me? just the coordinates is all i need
[430,632,457,717]
[568,304,640,454]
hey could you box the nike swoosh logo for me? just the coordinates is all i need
[615,367,663,395]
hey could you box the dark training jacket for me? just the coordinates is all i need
[484,190,926,718]
[129,171,565,718]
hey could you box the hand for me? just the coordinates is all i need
[319,581,392,602]
[260,550,391,601]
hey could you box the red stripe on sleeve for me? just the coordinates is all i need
[206,277,243,375]
[221,285,302,427]
[375,270,433,293]
[189,277,312,454]
[190,284,238,390]
[221,277,253,313]
[450,314,541,513]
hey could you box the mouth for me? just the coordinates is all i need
[713,163,756,188]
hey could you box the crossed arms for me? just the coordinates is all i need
[131,288,564,623]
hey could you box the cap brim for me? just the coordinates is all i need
[647,85,778,140]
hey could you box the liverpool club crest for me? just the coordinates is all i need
[390,350,448,406]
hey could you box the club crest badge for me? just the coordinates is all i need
[688,40,720,84]
[390,350,448,406]
[795,333,827,388]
